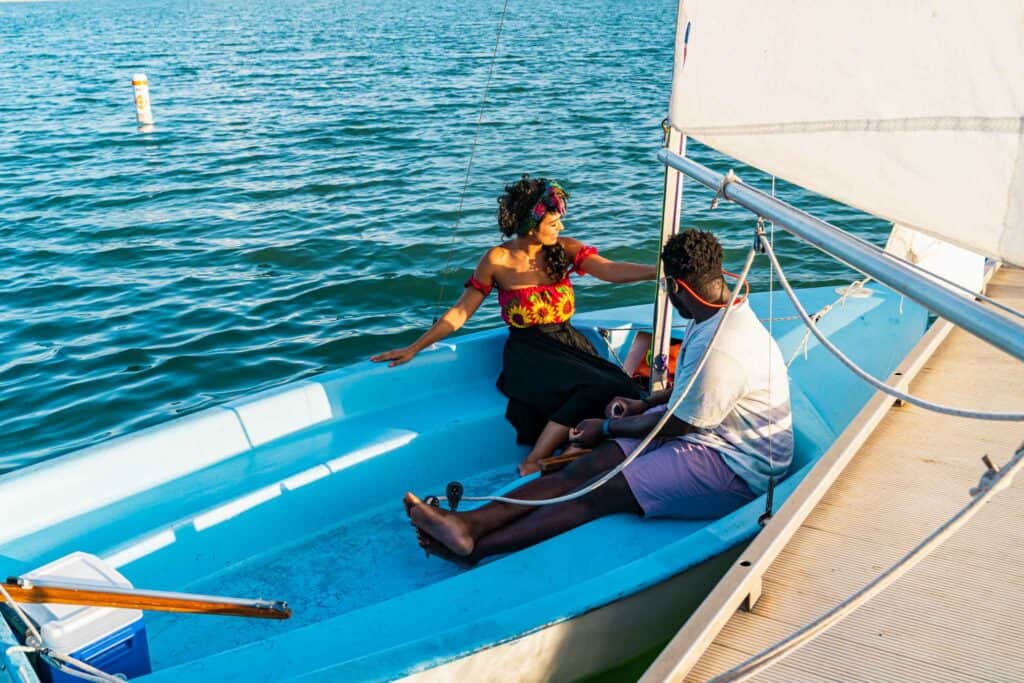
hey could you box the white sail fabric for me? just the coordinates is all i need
[669,1,1024,267]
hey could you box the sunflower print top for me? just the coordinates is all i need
[464,246,597,328]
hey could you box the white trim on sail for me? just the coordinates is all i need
[668,1,1024,267]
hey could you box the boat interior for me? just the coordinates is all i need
[0,285,926,680]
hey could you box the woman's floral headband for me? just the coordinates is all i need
[518,180,569,235]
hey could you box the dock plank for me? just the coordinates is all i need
[691,266,1024,681]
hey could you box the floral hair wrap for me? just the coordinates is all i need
[518,180,569,235]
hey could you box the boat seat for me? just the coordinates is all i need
[789,381,836,470]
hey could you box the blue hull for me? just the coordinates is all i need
[0,286,926,681]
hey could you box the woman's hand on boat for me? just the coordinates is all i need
[605,396,647,418]
[569,419,604,449]
[370,346,418,367]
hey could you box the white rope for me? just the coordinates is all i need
[0,585,42,647]
[760,236,1024,421]
[709,169,740,210]
[786,277,872,368]
[709,442,1024,683]
[0,584,124,683]
[41,650,125,683]
[441,247,760,507]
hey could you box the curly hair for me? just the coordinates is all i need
[661,228,724,287]
[497,174,572,282]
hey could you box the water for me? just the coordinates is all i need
[0,0,888,473]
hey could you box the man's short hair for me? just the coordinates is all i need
[661,229,724,284]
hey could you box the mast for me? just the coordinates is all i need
[649,7,692,392]
[649,125,686,392]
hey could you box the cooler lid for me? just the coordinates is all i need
[19,552,143,653]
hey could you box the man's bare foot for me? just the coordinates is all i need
[404,492,475,557]
[417,530,477,568]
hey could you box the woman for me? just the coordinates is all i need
[371,175,655,475]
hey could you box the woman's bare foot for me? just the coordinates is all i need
[404,492,475,556]
[517,460,540,476]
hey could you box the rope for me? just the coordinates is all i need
[786,277,873,367]
[0,584,124,683]
[760,235,1024,421]
[709,442,1024,683]
[438,247,759,507]
[432,0,511,321]
[709,169,739,210]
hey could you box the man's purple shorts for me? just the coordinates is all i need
[615,434,754,520]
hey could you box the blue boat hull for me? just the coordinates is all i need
[0,286,926,681]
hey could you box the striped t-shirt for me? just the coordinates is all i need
[670,301,793,494]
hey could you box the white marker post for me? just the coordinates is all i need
[132,73,154,132]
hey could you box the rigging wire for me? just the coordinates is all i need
[432,0,512,323]
[760,235,1024,421]
[759,174,777,526]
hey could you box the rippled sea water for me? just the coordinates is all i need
[0,0,887,472]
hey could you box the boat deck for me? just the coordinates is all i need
[685,267,1024,682]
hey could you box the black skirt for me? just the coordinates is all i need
[496,322,643,445]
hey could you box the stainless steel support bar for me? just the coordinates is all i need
[658,149,1024,363]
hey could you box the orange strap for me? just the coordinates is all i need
[675,269,749,308]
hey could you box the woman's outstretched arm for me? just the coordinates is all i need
[561,237,656,283]
[370,252,496,367]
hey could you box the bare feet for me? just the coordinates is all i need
[404,492,475,557]
[517,460,540,476]
[417,530,477,568]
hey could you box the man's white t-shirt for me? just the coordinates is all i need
[670,301,793,494]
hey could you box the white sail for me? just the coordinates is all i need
[668,1,1024,267]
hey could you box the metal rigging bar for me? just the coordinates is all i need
[657,149,1024,363]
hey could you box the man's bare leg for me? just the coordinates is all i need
[461,473,641,565]
[406,440,627,556]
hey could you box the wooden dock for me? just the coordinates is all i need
[646,267,1024,682]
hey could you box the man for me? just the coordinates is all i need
[404,229,793,566]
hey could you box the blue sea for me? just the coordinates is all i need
[0,0,887,472]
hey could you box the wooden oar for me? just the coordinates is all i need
[538,449,591,474]
[2,577,291,620]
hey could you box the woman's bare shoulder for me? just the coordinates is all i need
[558,236,586,254]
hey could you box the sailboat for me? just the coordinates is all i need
[1,1,1021,682]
